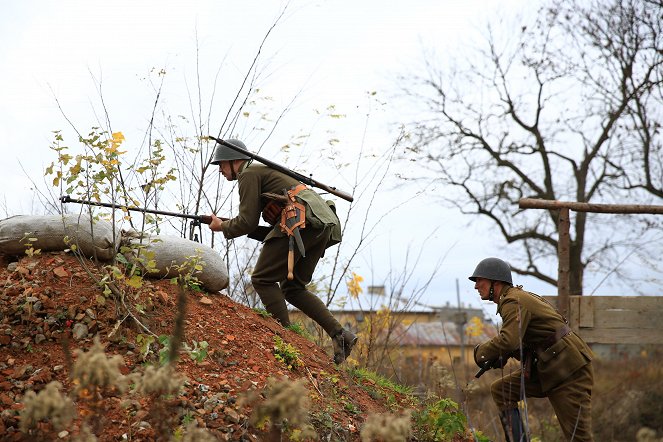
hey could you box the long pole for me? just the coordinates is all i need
[519,198,663,214]
[456,278,465,364]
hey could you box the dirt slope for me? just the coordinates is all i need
[0,252,415,441]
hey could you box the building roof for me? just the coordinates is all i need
[390,321,497,347]
[326,290,488,318]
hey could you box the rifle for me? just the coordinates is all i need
[207,136,354,203]
[474,361,493,378]
[59,195,271,242]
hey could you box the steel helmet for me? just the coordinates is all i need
[468,257,513,285]
[210,139,250,165]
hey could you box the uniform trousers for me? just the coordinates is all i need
[250,225,342,337]
[491,363,594,441]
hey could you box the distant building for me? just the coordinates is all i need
[289,290,497,387]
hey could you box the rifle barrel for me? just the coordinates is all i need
[59,195,210,223]
[209,136,354,202]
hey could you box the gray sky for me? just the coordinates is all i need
[3,0,616,313]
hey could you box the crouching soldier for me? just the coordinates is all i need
[469,257,594,442]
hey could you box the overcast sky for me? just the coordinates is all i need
[3,0,622,314]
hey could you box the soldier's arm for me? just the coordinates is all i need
[475,298,531,364]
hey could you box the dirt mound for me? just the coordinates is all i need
[0,252,414,441]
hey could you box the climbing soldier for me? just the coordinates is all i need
[470,257,594,442]
[207,139,357,364]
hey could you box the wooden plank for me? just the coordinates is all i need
[587,296,663,311]
[578,296,594,328]
[577,328,663,345]
[591,308,661,329]
[568,296,580,333]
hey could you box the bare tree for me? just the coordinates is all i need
[399,0,663,295]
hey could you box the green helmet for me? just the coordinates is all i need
[210,139,250,164]
[468,257,513,285]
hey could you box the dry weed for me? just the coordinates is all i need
[248,376,317,440]
[72,336,127,396]
[360,410,412,442]
[19,381,75,434]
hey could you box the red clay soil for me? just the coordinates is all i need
[0,252,416,441]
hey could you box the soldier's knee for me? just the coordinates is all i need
[490,379,514,409]
[490,379,503,402]
[251,273,271,287]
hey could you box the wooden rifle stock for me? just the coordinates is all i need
[208,136,354,203]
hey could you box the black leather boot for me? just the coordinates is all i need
[499,408,526,442]
[331,329,358,364]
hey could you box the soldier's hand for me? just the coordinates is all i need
[208,214,225,232]
[262,201,283,225]
[473,344,483,367]
[490,356,509,369]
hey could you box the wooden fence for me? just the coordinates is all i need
[546,295,663,346]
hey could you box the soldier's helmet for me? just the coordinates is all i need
[210,139,250,165]
[468,257,513,285]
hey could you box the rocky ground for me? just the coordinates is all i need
[0,252,419,441]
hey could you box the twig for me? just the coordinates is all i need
[305,367,323,398]
[106,282,159,338]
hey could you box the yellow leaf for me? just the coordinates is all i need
[112,131,125,145]
[346,272,364,299]
[126,275,143,289]
[465,316,486,337]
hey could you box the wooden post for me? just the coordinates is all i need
[519,198,663,327]
[557,208,571,318]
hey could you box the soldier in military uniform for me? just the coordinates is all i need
[207,139,357,364]
[470,257,594,442]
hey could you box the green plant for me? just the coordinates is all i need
[253,307,272,318]
[158,334,171,365]
[472,429,492,442]
[343,400,360,415]
[168,252,204,290]
[136,334,156,361]
[286,322,315,341]
[273,335,302,370]
[20,234,41,257]
[413,398,468,441]
[185,340,209,363]
[348,366,413,395]
[181,411,195,426]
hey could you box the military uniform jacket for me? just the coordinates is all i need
[475,285,593,392]
[220,162,342,246]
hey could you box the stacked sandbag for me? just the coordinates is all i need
[123,234,229,292]
[0,214,121,261]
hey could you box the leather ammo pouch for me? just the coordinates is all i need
[536,324,572,364]
[279,184,307,235]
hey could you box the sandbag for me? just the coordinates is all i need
[124,234,229,292]
[0,214,120,261]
